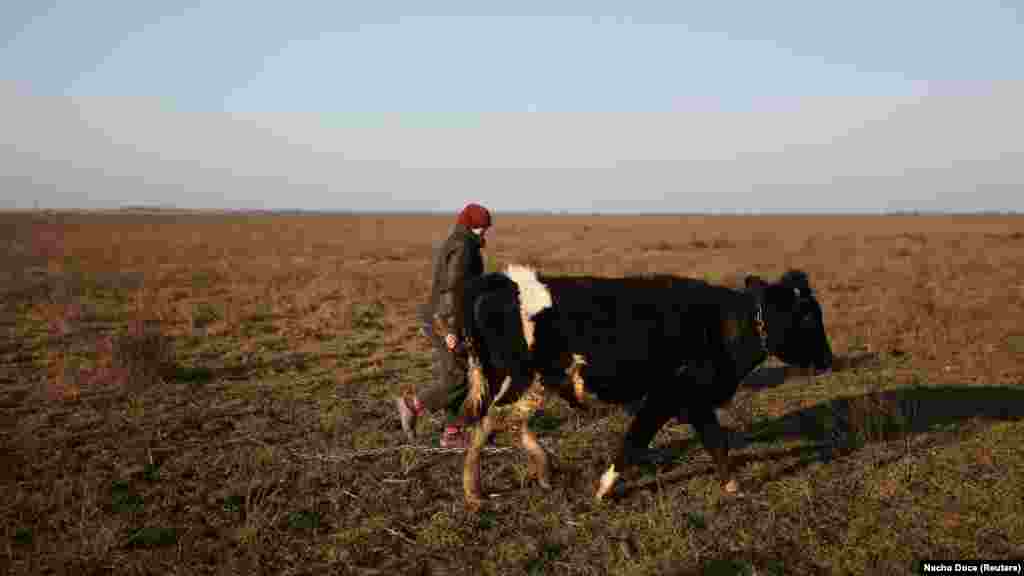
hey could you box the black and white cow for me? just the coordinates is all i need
[456,264,833,509]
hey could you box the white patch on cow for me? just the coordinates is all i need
[595,464,620,501]
[503,264,552,317]
[502,264,553,349]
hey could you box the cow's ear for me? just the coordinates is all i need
[780,269,811,296]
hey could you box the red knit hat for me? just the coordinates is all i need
[456,203,492,229]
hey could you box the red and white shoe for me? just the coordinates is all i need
[439,425,469,449]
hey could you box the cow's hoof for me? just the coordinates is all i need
[594,482,625,504]
[464,496,484,512]
[723,478,742,496]
[529,466,552,491]
[594,464,623,503]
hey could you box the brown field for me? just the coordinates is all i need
[1,212,1023,575]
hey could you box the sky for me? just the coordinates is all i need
[1,1,1022,213]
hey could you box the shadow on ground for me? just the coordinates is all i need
[614,382,1024,501]
[740,351,884,391]
[745,383,1024,447]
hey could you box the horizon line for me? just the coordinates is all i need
[4,207,1022,217]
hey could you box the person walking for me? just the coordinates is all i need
[395,203,492,448]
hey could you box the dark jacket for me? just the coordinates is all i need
[425,224,485,342]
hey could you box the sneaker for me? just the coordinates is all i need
[395,395,423,442]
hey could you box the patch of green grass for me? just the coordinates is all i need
[190,270,219,290]
[326,331,381,367]
[524,543,563,576]
[246,301,276,324]
[703,559,754,576]
[287,510,321,531]
[1007,334,1024,355]
[165,363,215,384]
[350,301,386,331]
[142,463,161,482]
[13,527,32,546]
[848,333,868,353]
[342,339,378,361]
[527,411,566,433]
[125,526,177,549]
[255,335,290,353]
[192,301,221,329]
[686,512,706,530]
[110,480,144,514]
[477,510,499,530]
[177,333,209,353]
[222,495,245,514]
[241,319,281,338]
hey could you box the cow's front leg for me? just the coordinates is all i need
[462,415,494,510]
[689,405,739,494]
[521,417,551,489]
[595,396,675,502]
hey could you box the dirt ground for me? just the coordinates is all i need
[1,212,1022,575]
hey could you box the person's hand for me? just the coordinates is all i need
[445,333,458,351]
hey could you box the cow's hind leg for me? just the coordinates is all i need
[595,393,676,502]
[689,405,740,495]
[463,415,494,510]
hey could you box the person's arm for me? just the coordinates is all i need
[434,240,471,347]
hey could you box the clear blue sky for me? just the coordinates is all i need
[2,1,1022,212]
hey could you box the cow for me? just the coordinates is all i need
[454,264,833,509]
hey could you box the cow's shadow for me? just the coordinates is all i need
[739,351,884,391]
[743,384,1024,448]
[610,381,1024,501]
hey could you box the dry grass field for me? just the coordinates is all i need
[1,211,1023,575]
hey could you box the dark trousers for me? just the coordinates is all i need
[418,333,470,424]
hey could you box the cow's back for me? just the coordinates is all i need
[533,275,742,400]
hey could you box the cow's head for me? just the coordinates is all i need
[744,270,833,372]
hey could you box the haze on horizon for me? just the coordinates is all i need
[2,1,1022,214]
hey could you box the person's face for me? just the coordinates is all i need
[473,226,489,248]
